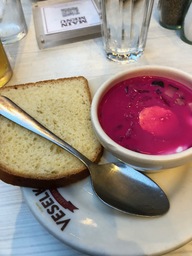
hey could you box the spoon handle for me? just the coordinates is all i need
[0,96,92,167]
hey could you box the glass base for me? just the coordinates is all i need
[106,51,144,63]
[159,21,181,30]
[0,25,28,44]
[180,34,192,45]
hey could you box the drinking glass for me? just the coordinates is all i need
[0,0,27,44]
[100,0,154,63]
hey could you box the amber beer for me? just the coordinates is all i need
[0,41,12,88]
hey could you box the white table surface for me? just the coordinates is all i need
[0,0,192,255]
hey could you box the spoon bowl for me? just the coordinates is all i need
[0,96,170,216]
[89,161,169,216]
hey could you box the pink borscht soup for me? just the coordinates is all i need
[98,76,192,155]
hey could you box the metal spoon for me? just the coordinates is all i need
[0,96,169,216]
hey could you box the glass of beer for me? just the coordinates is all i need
[0,41,12,88]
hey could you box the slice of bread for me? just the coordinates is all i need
[0,77,103,188]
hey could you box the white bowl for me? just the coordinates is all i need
[91,66,192,171]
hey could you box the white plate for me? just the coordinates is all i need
[22,152,192,256]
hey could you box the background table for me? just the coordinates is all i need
[0,0,192,255]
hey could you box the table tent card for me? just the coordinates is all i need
[33,0,101,49]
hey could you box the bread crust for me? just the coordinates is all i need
[0,165,90,188]
[1,76,91,99]
[0,77,103,188]
[0,149,103,188]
